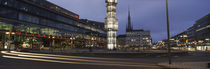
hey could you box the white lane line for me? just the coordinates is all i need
[3,55,160,68]
[11,51,130,60]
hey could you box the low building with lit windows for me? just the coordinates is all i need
[117,34,126,50]
[126,30,152,47]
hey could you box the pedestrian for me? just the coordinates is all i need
[205,47,208,56]
[206,47,208,52]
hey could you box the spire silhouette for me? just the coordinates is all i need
[126,7,133,32]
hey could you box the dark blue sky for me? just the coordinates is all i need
[48,0,210,42]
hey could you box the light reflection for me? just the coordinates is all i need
[2,51,157,67]
[4,52,127,64]
[2,55,159,68]
[10,51,120,60]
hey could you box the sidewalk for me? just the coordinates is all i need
[158,61,210,69]
[0,55,3,69]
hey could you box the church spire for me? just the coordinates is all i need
[126,7,132,32]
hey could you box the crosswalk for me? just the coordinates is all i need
[1,51,160,68]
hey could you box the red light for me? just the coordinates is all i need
[57,36,59,39]
[25,32,27,36]
[9,30,12,34]
[43,35,46,38]
[74,15,79,19]
[64,37,66,40]
[38,34,41,37]
[17,32,21,35]
[32,33,34,36]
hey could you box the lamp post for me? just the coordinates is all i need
[165,0,171,64]
[52,35,55,52]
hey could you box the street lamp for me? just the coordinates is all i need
[165,0,171,64]
[206,38,210,41]
[51,35,55,52]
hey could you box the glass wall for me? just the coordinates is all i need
[0,0,105,34]
[0,0,106,50]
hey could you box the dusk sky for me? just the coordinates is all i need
[48,0,210,42]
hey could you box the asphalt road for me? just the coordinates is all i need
[0,51,209,69]
[0,51,165,69]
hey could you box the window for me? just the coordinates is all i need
[0,7,18,19]
[18,13,39,24]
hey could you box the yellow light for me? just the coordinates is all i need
[5,32,9,34]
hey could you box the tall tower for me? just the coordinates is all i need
[126,8,133,32]
[105,0,118,50]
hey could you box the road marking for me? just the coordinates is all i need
[11,51,132,60]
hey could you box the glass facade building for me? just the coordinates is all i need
[0,0,106,50]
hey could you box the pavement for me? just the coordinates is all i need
[158,51,210,69]
[158,62,210,69]
[0,53,3,69]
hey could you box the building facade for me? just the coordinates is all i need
[170,14,210,51]
[0,0,106,50]
[172,14,210,44]
[117,34,126,50]
[125,9,152,49]
[194,14,210,41]
[126,30,152,47]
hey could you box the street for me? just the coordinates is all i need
[1,51,210,69]
[0,51,165,69]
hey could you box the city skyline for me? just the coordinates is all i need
[48,0,210,42]
[0,0,210,69]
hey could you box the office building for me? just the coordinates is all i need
[0,0,106,50]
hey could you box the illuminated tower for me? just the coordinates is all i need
[105,0,118,50]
